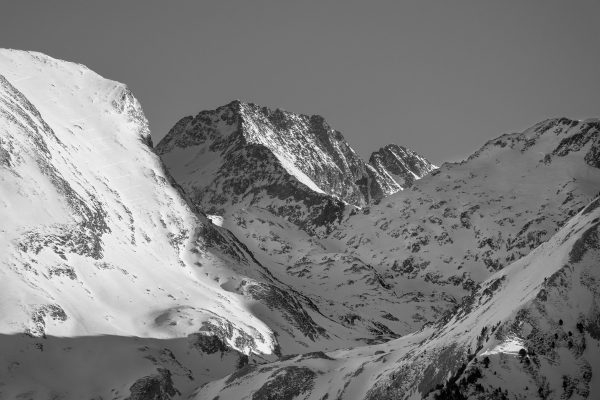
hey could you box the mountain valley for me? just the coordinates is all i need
[1,49,599,400]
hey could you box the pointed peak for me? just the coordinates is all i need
[369,143,426,164]
[368,143,437,189]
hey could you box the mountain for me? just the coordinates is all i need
[156,101,439,342]
[0,50,361,399]
[369,143,437,189]
[160,112,600,340]
[197,194,600,399]
[323,117,600,333]
[158,95,600,400]
[161,111,600,399]
[2,47,600,400]
[156,101,435,235]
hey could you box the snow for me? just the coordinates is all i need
[480,337,525,356]
[0,49,286,397]
[271,150,326,194]
[207,214,224,226]
[2,48,600,400]
[196,193,600,399]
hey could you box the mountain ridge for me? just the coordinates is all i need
[156,100,436,236]
[369,143,437,189]
[2,48,600,400]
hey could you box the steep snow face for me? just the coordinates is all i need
[0,47,286,347]
[1,49,231,335]
[369,143,437,189]
[195,195,600,400]
[0,50,360,399]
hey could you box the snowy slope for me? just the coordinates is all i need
[0,50,362,399]
[195,195,600,400]
[325,117,600,333]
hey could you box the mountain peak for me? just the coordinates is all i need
[368,143,437,188]
[157,102,395,200]
[156,102,428,235]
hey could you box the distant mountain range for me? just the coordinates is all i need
[1,49,599,400]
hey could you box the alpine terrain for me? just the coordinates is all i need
[1,49,599,400]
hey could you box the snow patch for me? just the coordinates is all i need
[481,337,525,356]
[207,215,224,227]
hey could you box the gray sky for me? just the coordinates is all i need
[1,1,599,164]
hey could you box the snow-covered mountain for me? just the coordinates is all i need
[156,101,439,342]
[324,117,600,333]
[0,50,363,399]
[369,143,437,189]
[160,111,600,341]
[156,101,435,235]
[2,47,600,400]
[157,95,600,399]
[198,194,600,400]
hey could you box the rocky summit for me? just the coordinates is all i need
[369,143,437,189]
[156,100,435,236]
[1,49,600,400]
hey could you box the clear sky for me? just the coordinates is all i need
[1,1,598,164]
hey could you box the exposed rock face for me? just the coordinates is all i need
[127,369,179,400]
[369,143,437,188]
[252,366,316,400]
[156,101,434,234]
